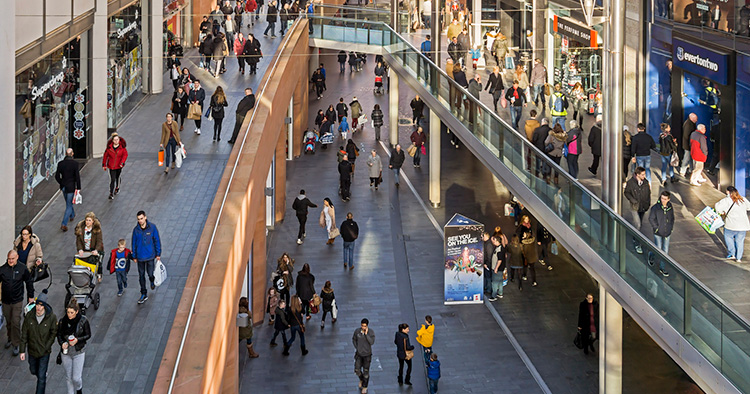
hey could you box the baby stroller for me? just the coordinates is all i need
[303,129,319,154]
[319,128,334,149]
[64,253,102,314]
[374,75,384,95]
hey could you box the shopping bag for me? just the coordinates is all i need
[407,144,417,157]
[695,206,724,234]
[331,299,338,319]
[670,152,680,168]
[550,241,559,255]
[73,190,82,205]
[236,312,249,327]
[154,260,168,287]
[574,331,584,349]
[420,145,426,155]
[20,101,31,118]
[175,145,184,169]
[158,148,165,166]
[187,103,202,120]
[309,300,319,314]
[504,203,514,216]
[500,96,508,109]
[205,107,213,121]
[358,114,368,126]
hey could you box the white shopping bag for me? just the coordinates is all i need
[175,145,184,169]
[73,190,82,205]
[154,260,168,287]
[331,299,338,319]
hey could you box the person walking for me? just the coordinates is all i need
[320,280,337,328]
[516,215,538,286]
[427,353,441,394]
[410,95,425,126]
[366,150,383,190]
[209,87,229,142]
[410,126,427,168]
[211,33,228,76]
[532,118,551,177]
[577,293,598,355]
[482,232,494,295]
[238,297,260,358]
[530,58,547,107]
[566,120,583,179]
[353,318,375,394]
[544,123,567,166]
[284,295,308,356]
[189,79,206,134]
[716,186,750,262]
[320,198,337,245]
[389,144,406,186]
[108,239,133,296]
[588,115,602,176]
[622,125,633,178]
[295,263,316,320]
[680,113,698,177]
[74,212,105,278]
[624,167,651,254]
[20,290,56,394]
[264,1,278,38]
[569,82,586,125]
[371,104,384,141]
[416,315,434,363]
[14,226,44,272]
[507,235,524,290]
[341,212,359,269]
[338,154,353,201]
[648,191,674,277]
[336,98,349,124]
[339,117,351,141]
[292,189,318,245]
[690,124,709,186]
[630,123,656,183]
[160,113,182,174]
[549,84,569,130]
[505,80,527,130]
[346,139,360,171]
[537,223,555,270]
[57,298,91,394]
[1,250,35,356]
[131,210,162,304]
[171,86,188,130]
[338,50,347,73]
[350,97,363,130]
[55,149,81,232]
[234,32,247,74]
[102,133,127,200]
[167,54,181,90]
[658,123,678,185]
[485,66,505,112]
[489,235,507,300]
[229,88,256,144]
[394,323,415,386]
[270,299,290,349]
[243,34,262,75]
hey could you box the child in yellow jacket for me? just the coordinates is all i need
[416,315,434,364]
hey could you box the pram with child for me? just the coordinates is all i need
[65,252,103,314]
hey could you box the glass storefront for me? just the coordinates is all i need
[549,14,603,94]
[108,2,144,129]
[164,0,187,60]
[735,53,750,194]
[646,24,673,141]
[15,36,89,229]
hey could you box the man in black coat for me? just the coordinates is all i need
[0,250,35,356]
[338,155,353,201]
[229,88,256,144]
[588,115,602,175]
[340,212,359,269]
[531,119,551,177]
[577,293,598,355]
[624,167,651,254]
[188,80,206,134]
[389,144,406,186]
[292,189,318,244]
[54,148,80,232]
[648,191,674,277]
[336,98,348,124]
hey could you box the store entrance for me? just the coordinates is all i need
[552,34,602,94]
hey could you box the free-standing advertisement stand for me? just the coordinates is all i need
[444,214,484,305]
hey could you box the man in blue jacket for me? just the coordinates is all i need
[132,211,162,304]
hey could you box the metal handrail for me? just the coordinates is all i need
[166,18,303,394]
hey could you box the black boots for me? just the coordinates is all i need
[301,346,309,356]
[282,344,290,356]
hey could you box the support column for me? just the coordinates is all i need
[603,0,624,212]
[293,63,309,158]
[391,0,399,32]
[251,197,267,324]
[389,72,400,147]
[431,0,441,66]
[472,0,481,46]
[309,49,319,77]
[275,134,287,223]
[265,158,275,229]
[599,288,623,394]
[0,0,13,240]
[429,110,441,207]
[146,0,164,94]
[288,98,294,161]
[91,0,108,158]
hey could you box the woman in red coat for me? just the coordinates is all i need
[102,133,128,199]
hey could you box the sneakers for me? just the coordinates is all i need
[196,129,201,135]
[737,258,743,263]
[659,269,670,277]
[117,290,123,297]
[547,265,553,271]
[138,295,148,304]
[532,282,538,286]
[297,238,303,245]
[522,276,527,281]
[539,259,545,266]
[109,193,114,200]
[489,297,497,301]
[151,283,156,290]
[634,245,643,254]
[321,320,325,328]
[727,255,736,260]
[12,346,19,356]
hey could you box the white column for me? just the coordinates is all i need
[309,49,319,77]
[472,0,481,46]
[265,158,275,228]
[0,0,14,240]
[599,287,623,394]
[429,109,440,207]
[91,0,108,158]
[150,0,164,94]
[287,98,294,161]
[389,72,399,147]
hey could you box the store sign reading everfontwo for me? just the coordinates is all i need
[672,38,728,85]
[676,46,719,71]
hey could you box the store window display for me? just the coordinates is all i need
[107,3,144,129]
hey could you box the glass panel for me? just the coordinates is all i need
[688,285,722,370]
[723,311,750,392]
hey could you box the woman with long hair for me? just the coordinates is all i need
[320,198,337,245]
[14,225,43,271]
[284,295,308,356]
[57,298,91,394]
[238,297,259,358]
[171,86,188,130]
[102,133,128,199]
[570,82,586,125]
[507,234,524,290]
[515,215,538,287]
[295,263,316,319]
[273,253,294,304]
[74,212,104,279]
[210,86,229,142]
[320,280,336,328]
[622,125,633,179]
[394,323,415,386]
[715,186,750,262]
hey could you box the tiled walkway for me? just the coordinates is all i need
[0,21,282,393]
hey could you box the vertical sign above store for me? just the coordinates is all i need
[672,38,728,85]
[553,15,598,49]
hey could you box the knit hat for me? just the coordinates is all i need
[35,289,49,307]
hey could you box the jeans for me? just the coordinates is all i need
[510,106,522,130]
[552,116,566,130]
[532,84,545,104]
[724,229,747,260]
[566,154,580,179]
[393,168,400,184]
[680,150,692,175]
[287,325,306,348]
[339,62,346,73]
[491,272,504,297]
[413,146,422,165]
[270,328,288,344]
[653,234,670,272]
[429,378,439,394]
[374,126,381,140]
[61,351,85,394]
[62,188,76,227]
[629,210,645,249]
[398,357,413,382]
[354,354,372,388]
[108,168,122,195]
[28,353,50,394]
[422,346,432,364]
[483,267,493,294]
[660,155,674,181]
[137,259,155,295]
[264,21,276,36]
[343,241,355,267]
[165,137,177,168]
[296,213,307,240]
[635,155,652,182]
[115,270,128,292]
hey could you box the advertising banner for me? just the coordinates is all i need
[444,214,484,305]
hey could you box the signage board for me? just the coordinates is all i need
[672,38,728,85]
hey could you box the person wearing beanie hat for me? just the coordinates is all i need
[20,288,58,394]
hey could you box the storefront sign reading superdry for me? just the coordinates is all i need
[553,15,598,49]
[672,38,728,85]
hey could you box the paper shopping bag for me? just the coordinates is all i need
[407,144,417,157]
[187,103,202,120]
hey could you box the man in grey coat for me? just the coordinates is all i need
[353,318,376,393]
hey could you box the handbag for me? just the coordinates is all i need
[504,203,514,216]
[309,300,319,314]
[293,312,306,332]
[20,101,32,118]
[500,96,508,109]
[31,263,50,282]
[205,106,213,121]
[158,148,165,166]
[378,170,383,183]
[329,226,340,239]
[404,338,414,360]
[420,145,426,155]
[670,151,680,168]
[720,201,736,221]
[574,331,584,349]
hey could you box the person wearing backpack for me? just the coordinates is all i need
[565,120,583,179]
[549,84,568,130]
[658,123,678,185]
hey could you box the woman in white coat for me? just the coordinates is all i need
[320,198,337,245]
[715,186,750,262]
